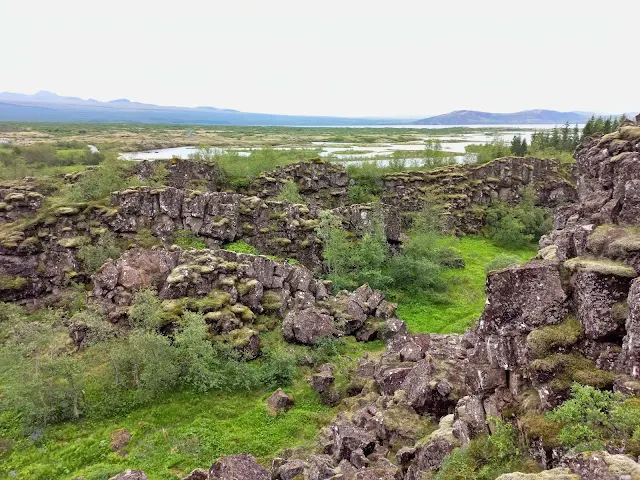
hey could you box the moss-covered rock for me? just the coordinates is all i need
[526,317,582,358]
[564,257,637,278]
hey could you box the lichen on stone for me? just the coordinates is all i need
[564,257,637,278]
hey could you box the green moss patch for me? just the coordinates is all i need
[261,291,283,311]
[564,257,637,278]
[526,317,582,358]
[531,353,616,390]
[0,275,28,290]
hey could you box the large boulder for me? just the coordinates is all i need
[209,454,270,480]
[479,261,568,337]
[282,307,336,345]
[331,423,377,462]
[568,262,635,340]
[265,388,294,414]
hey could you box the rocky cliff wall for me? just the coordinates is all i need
[245,158,349,208]
[382,156,576,232]
[0,184,403,304]
[132,158,223,191]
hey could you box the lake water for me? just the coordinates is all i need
[120,124,578,162]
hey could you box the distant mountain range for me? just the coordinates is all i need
[0,91,403,126]
[0,92,626,126]
[412,109,591,125]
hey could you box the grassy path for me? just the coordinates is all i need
[396,236,537,334]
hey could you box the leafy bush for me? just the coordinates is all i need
[174,311,227,392]
[275,180,304,203]
[436,418,535,480]
[128,288,164,330]
[484,254,522,273]
[387,234,447,295]
[22,144,56,166]
[318,206,461,296]
[173,228,207,249]
[77,231,122,274]
[547,383,640,452]
[317,210,391,291]
[464,137,512,164]
[435,418,535,480]
[104,330,180,401]
[485,187,552,248]
[348,184,379,204]
[257,345,298,389]
[67,154,130,202]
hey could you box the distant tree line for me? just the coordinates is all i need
[507,114,630,158]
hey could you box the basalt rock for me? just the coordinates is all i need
[133,158,222,191]
[246,158,349,209]
[382,156,576,233]
[560,451,640,480]
[282,307,336,345]
[265,388,294,414]
[0,186,43,223]
[208,453,270,480]
[404,414,460,479]
[622,278,640,377]
[182,469,209,480]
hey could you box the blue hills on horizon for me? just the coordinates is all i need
[0,91,615,126]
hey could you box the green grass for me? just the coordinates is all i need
[55,148,86,159]
[0,335,384,480]
[395,236,536,334]
[0,380,331,480]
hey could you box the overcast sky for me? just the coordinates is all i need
[2,0,637,117]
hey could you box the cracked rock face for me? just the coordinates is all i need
[382,156,576,233]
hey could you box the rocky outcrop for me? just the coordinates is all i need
[109,187,324,269]
[208,454,270,480]
[560,451,640,480]
[133,158,222,191]
[246,158,349,208]
[0,186,43,223]
[382,156,575,232]
[91,247,404,353]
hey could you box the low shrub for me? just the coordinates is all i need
[484,254,522,273]
[173,229,207,249]
[547,383,640,452]
[77,231,122,274]
[275,180,303,203]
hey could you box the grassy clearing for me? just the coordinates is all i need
[0,336,385,480]
[395,236,536,334]
[0,381,330,480]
